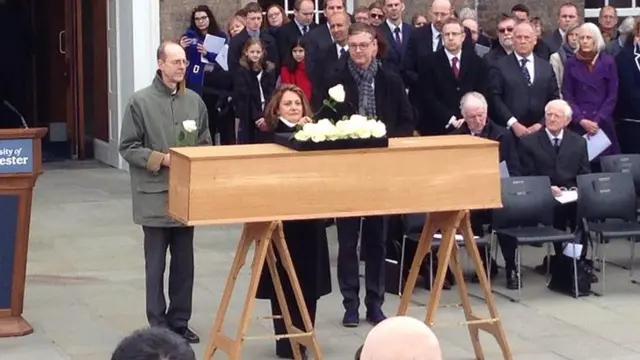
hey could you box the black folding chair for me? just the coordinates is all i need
[577,173,640,295]
[491,176,576,301]
[599,154,640,269]
[396,213,488,300]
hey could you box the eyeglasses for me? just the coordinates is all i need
[498,27,514,33]
[370,13,384,19]
[347,42,372,50]
[166,59,189,66]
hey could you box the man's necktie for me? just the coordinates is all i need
[520,58,531,85]
[451,57,460,78]
[394,27,402,44]
[340,47,347,59]
[302,25,308,35]
[553,138,560,153]
[436,34,443,51]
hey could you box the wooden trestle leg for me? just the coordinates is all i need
[396,210,513,360]
[203,221,322,359]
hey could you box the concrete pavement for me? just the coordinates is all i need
[1,160,640,359]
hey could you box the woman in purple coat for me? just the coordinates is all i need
[562,22,619,171]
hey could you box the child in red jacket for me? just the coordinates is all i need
[280,38,312,100]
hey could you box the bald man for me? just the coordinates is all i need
[402,0,474,135]
[119,41,212,343]
[359,316,442,360]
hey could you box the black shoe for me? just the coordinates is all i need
[171,326,200,344]
[505,269,521,290]
[342,310,359,328]
[365,307,387,325]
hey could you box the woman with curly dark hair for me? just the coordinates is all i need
[179,5,236,144]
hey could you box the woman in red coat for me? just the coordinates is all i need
[280,38,312,100]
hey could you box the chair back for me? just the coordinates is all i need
[600,154,640,196]
[576,172,637,222]
[492,176,555,230]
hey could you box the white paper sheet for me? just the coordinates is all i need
[555,190,578,204]
[203,34,226,54]
[583,130,612,161]
[499,161,510,178]
[215,45,229,71]
[563,243,583,259]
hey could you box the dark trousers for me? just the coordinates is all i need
[142,226,195,328]
[499,202,581,269]
[270,293,317,358]
[336,216,385,311]
[203,92,235,145]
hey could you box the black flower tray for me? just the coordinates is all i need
[273,132,389,151]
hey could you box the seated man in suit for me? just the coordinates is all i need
[419,18,487,135]
[453,92,521,281]
[228,2,280,73]
[507,99,590,288]
[488,21,559,139]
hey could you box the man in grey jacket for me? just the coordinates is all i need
[119,41,212,343]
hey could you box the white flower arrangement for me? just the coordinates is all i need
[293,115,387,143]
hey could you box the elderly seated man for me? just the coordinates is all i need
[513,99,592,285]
[452,91,521,284]
[357,316,442,360]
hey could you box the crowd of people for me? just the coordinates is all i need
[116,0,640,359]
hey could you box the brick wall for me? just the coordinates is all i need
[159,0,244,41]
[159,0,584,41]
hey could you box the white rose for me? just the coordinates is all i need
[311,133,327,143]
[371,121,387,138]
[182,119,198,132]
[294,130,311,141]
[349,114,368,123]
[302,123,317,133]
[355,127,372,139]
[328,84,346,103]
[316,118,334,129]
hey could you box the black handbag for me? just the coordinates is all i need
[548,254,592,297]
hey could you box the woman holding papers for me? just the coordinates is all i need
[255,85,332,360]
[180,5,235,144]
[562,22,619,170]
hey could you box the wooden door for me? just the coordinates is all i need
[33,0,84,158]
[65,0,85,158]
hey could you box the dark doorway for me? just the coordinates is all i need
[0,0,108,162]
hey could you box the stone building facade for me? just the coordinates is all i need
[159,0,588,42]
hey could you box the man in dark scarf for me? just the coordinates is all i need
[347,56,379,118]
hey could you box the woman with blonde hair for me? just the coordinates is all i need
[549,22,580,93]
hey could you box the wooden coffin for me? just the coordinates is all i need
[168,135,501,225]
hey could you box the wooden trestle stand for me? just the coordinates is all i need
[168,135,512,360]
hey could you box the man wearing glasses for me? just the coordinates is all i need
[119,41,212,343]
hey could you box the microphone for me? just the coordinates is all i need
[2,100,29,129]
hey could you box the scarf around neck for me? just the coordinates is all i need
[558,42,576,63]
[576,50,598,72]
[347,57,379,118]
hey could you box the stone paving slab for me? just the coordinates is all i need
[1,161,640,359]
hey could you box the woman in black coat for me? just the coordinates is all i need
[233,38,277,144]
[255,84,332,360]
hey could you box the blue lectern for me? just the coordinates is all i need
[0,128,47,337]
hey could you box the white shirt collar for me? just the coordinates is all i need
[431,23,440,38]
[279,117,297,128]
[386,19,401,33]
[515,52,534,63]
[545,128,564,142]
[444,48,462,61]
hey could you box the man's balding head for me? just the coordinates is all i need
[360,316,442,360]
[157,41,187,87]
[429,0,452,31]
